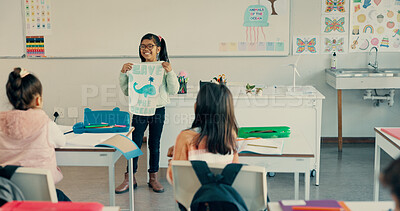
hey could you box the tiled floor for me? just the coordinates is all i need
[56,143,394,210]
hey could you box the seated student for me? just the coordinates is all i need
[167,82,239,183]
[0,68,70,201]
[381,157,400,211]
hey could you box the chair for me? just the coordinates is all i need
[171,160,267,211]
[10,167,58,202]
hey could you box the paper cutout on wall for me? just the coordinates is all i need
[243,5,269,43]
[26,36,45,57]
[350,0,400,52]
[323,0,346,14]
[371,37,379,46]
[358,38,370,50]
[393,37,400,48]
[128,62,164,116]
[363,0,372,9]
[322,36,347,53]
[380,37,389,47]
[350,37,359,49]
[293,36,319,55]
[25,0,52,36]
[324,17,346,33]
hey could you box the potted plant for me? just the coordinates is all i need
[245,83,255,96]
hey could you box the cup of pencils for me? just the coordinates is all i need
[177,71,188,94]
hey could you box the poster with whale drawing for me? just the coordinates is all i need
[128,62,164,116]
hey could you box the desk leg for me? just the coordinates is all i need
[373,141,381,201]
[305,171,310,200]
[128,158,134,211]
[294,172,299,200]
[109,162,115,206]
[338,89,343,152]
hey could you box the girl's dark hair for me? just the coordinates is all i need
[139,33,169,63]
[382,158,400,200]
[6,67,42,110]
[191,83,238,155]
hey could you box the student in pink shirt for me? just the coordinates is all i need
[0,68,70,201]
[167,82,239,183]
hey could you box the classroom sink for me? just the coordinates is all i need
[328,68,394,77]
[326,68,400,89]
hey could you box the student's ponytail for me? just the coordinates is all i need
[158,37,169,63]
[6,67,42,110]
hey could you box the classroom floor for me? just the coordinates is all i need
[56,143,393,210]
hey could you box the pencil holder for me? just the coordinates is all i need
[178,81,187,94]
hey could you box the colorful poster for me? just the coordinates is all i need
[292,36,319,55]
[350,0,400,52]
[26,36,45,57]
[321,36,348,54]
[322,0,348,14]
[25,0,52,36]
[321,15,348,35]
[217,0,290,55]
[128,62,164,116]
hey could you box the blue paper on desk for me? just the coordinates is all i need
[95,134,142,160]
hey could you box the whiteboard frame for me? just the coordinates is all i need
[28,0,292,59]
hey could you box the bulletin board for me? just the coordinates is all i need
[33,0,290,57]
[349,0,400,52]
[0,0,24,58]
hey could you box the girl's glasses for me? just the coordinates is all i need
[139,44,156,50]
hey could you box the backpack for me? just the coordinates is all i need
[0,166,25,207]
[189,160,248,211]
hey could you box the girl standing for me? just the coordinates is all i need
[117,33,179,193]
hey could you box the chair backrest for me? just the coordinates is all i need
[171,160,267,211]
[10,167,58,202]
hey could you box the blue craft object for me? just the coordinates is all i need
[73,107,130,134]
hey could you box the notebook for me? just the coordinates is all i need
[237,137,284,155]
[381,128,400,140]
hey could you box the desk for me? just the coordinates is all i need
[268,201,394,211]
[160,85,324,185]
[56,130,129,208]
[373,127,400,201]
[239,130,313,200]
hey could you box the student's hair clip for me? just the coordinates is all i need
[158,35,163,42]
[19,68,30,78]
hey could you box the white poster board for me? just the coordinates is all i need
[128,62,164,116]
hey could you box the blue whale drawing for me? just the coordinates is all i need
[133,82,156,98]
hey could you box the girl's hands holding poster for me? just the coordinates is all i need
[162,62,172,73]
[121,63,134,73]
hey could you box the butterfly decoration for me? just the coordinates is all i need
[325,38,345,52]
[325,0,346,13]
[296,38,317,53]
[324,17,345,33]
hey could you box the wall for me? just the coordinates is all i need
[1,0,400,137]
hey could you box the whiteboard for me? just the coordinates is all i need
[43,0,290,57]
[0,0,24,57]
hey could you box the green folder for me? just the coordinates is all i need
[238,126,290,138]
